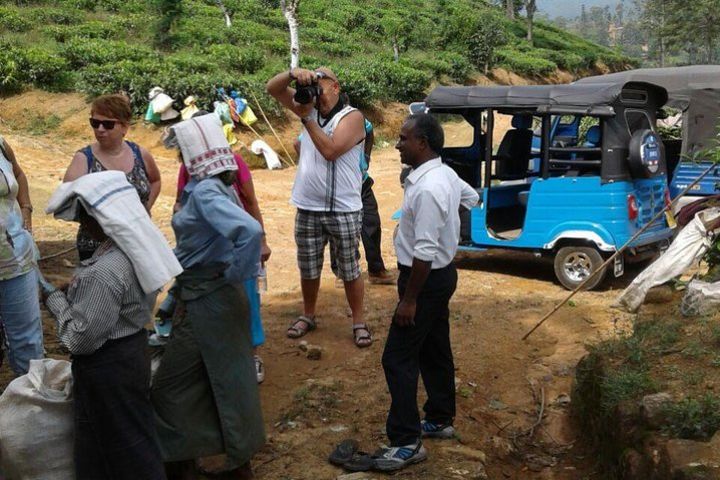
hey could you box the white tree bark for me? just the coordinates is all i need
[281,0,301,69]
[215,0,231,27]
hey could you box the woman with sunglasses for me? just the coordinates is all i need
[0,134,44,376]
[63,94,161,260]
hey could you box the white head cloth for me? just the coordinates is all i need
[46,171,183,293]
[169,114,237,180]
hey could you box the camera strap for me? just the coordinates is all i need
[317,98,346,128]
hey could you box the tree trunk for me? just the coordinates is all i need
[393,36,400,62]
[506,0,514,19]
[525,0,536,46]
[215,0,231,27]
[280,0,300,69]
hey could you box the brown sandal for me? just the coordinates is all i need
[353,323,372,348]
[287,315,316,339]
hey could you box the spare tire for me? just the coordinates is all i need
[628,129,665,178]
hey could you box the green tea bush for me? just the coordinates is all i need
[60,39,154,68]
[0,50,23,94]
[78,59,164,113]
[439,51,472,82]
[204,44,264,74]
[17,47,71,90]
[0,7,31,31]
[68,20,124,39]
[495,48,556,76]
[334,58,430,106]
[31,6,84,24]
[166,51,216,74]
[534,48,585,72]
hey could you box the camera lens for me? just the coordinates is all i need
[294,86,314,104]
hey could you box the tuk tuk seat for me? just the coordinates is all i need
[583,125,601,148]
[495,115,533,180]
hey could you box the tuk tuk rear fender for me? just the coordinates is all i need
[543,225,616,252]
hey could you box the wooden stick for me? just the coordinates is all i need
[522,161,718,341]
[248,90,296,166]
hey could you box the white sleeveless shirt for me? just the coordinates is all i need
[291,106,364,212]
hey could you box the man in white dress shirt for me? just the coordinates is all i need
[374,114,479,471]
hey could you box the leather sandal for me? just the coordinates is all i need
[287,315,316,339]
[352,323,372,348]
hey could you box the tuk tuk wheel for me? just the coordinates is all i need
[553,246,607,291]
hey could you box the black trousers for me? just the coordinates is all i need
[361,178,386,274]
[382,263,458,446]
[72,330,166,480]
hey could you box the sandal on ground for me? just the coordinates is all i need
[328,438,359,466]
[342,451,377,472]
[353,323,372,348]
[287,315,316,339]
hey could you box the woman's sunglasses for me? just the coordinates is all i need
[89,118,119,130]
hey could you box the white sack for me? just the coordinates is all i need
[0,359,74,480]
[250,139,282,170]
[614,207,720,312]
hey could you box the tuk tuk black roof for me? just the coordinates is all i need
[576,65,720,153]
[424,81,667,115]
[574,65,720,105]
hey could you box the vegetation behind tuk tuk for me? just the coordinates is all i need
[0,0,633,119]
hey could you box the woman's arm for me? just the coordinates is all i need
[4,140,32,231]
[140,146,162,211]
[239,177,271,262]
[63,151,90,182]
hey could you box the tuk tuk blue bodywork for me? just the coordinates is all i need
[464,176,671,252]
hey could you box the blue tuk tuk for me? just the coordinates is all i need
[575,65,720,210]
[414,81,674,290]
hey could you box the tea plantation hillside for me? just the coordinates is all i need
[0,0,633,118]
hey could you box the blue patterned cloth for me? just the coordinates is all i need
[172,177,262,284]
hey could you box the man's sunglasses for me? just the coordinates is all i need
[89,118,120,130]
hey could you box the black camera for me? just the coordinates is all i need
[294,84,322,104]
[293,71,328,104]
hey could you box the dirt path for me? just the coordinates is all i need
[0,92,637,479]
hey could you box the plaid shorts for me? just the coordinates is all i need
[295,209,362,281]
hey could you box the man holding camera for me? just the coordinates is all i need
[266,67,371,348]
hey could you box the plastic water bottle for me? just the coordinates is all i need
[257,266,268,293]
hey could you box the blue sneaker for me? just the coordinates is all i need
[373,442,427,471]
[421,420,456,439]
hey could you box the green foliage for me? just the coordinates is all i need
[0,7,31,31]
[333,58,430,107]
[495,48,557,76]
[30,6,84,25]
[60,39,154,68]
[664,395,720,440]
[1,0,631,121]
[204,44,264,74]
[600,367,656,414]
[0,50,23,94]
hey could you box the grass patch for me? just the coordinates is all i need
[663,395,720,440]
[27,113,62,135]
[281,380,342,423]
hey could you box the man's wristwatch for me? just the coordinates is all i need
[301,115,313,125]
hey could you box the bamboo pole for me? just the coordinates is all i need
[248,90,296,167]
[522,161,718,341]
